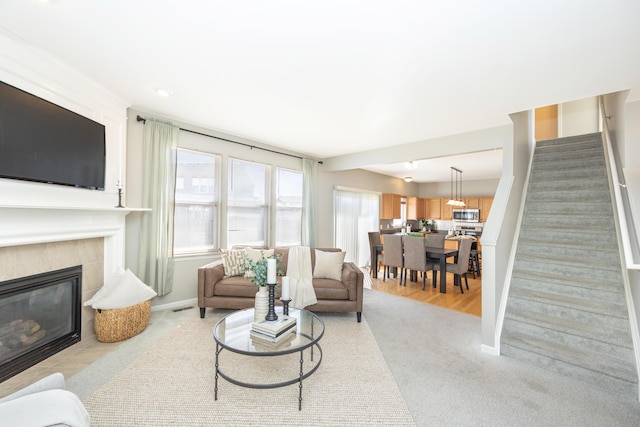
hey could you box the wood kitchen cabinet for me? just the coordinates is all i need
[441,198,453,220]
[464,197,480,209]
[381,193,403,219]
[480,197,493,222]
[407,197,425,220]
[423,198,442,219]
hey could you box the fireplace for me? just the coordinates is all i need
[0,266,82,382]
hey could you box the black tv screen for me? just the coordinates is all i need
[0,80,106,190]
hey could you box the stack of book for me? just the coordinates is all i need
[250,315,297,345]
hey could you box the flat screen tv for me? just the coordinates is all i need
[0,80,106,190]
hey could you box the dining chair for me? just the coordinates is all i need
[424,233,445,271]
[403,235,436,290]
[432,238,473,294]
[368,231,384,277]
[382,234,405,285]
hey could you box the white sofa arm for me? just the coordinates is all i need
[0,373,90,427]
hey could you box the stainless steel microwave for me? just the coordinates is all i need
[453,209,480,222]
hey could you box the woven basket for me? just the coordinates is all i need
[94,300,151,343]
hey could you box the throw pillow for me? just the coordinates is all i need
[221,249,246,277]
[313,250,345,281]
[244,248,275,278]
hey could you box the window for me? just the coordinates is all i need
[227,158,269,248]
[275,168,302,246]
[173,149,219,255]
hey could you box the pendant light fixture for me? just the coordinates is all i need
[446,167,466,207]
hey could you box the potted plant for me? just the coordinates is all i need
[243,252,283,321]
[420,219,432,232]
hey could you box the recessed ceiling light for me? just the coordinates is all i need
[404,177,413,182]
[155,88,173,97]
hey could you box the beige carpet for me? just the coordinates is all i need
[83,311,415,426]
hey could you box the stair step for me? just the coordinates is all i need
[524,200,612,215]
[521,212,613,229]
[501,331,637,396]
[531,152,606,172]
[536,133,602,148]
[505,297,631,341]
[508,284,626,319]
[511,269,622,294]
[514,240,620,264]
[510,273,625,303]
[526,187,610,202]
[528,177,609,192]
[518,226,617,245]
[529,166,607,182]
[513,258,622,284]
[503,317,634,363]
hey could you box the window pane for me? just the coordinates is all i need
[174,149,218,255]
[174,203,217,253]
[227,159,268,247]
[228,159,267,206]
[227,206,267,247]
[175,151,217,203]
[276,207,302,246]
[276,168,302,246]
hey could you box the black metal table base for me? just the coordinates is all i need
[214,342,323,410]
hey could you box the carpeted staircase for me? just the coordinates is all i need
[501,132,638,397]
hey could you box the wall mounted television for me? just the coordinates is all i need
[0,80,106,190]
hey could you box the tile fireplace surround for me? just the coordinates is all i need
[0,238,104,340]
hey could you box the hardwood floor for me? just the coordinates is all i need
[368,267,482,317]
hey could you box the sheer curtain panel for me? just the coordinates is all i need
[138,119,178,296]
[302,158,317,247]
[334,187,379,267]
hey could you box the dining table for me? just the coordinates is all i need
[425,247,459,293]
[372,238,459,293]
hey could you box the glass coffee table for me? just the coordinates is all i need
[213,307,324,410]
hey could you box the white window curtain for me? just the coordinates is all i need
[138,119,178,296]
[333,187,380,267]
[302,158,317,247]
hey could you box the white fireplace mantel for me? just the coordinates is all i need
[0,205,150,280]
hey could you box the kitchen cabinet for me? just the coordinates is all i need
[441,198,453,220]
[381,193,403,219]
[464,197,480,209]
[424,198,442,219]
[407,197,425,220]
[480,197,493,222]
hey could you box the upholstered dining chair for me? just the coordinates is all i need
[403,235,436,290]
[382,234,405,284]
[432,238,473,294]
[424,233,445,269]
[368,231,384,277]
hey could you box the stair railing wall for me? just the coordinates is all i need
[599,95,640,397]
[492,113,537,353]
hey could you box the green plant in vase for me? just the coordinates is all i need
[243,252,283,288]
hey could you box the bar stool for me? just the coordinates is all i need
[469,244,481,278]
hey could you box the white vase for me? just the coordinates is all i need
[254,286,269,321]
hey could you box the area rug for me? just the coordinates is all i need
[82,311,415,426]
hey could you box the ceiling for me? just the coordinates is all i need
[1,1,639,183]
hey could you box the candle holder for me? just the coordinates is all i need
[265,282,278,321]
[280,298,291,316]
[116,187,124,208]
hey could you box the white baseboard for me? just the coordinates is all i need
[150,298,198,312]
[481,343,500,356]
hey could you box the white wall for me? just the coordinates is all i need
[559,97,599,137]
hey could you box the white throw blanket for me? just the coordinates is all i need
[287,246,317,309]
